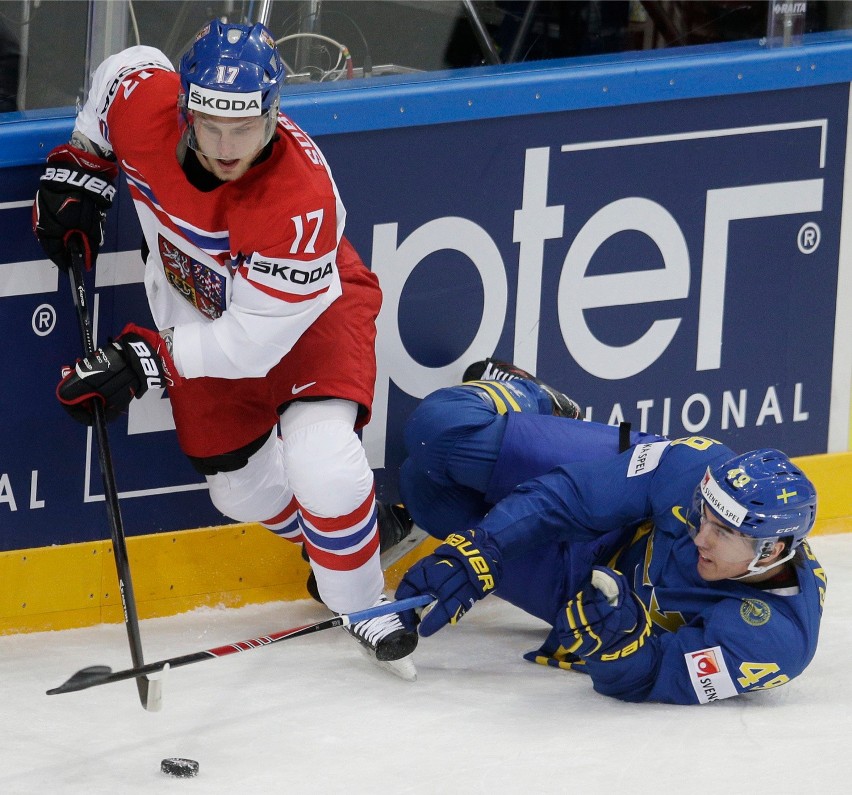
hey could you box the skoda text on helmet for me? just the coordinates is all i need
[686,448,817,576]
[178,20,285,160]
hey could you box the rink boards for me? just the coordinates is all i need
[1,32,852,632]
[0,451,848,635]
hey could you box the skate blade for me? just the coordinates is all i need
[356,645,418,682]
[380,524,429,569]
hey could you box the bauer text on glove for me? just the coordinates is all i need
[394,529,502,637]
[57,324,179,424]
[557,566,652,660]
[32,143,117,271]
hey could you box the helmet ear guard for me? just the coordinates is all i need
[687,448,817,577]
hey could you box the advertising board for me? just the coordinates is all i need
[0,80,848,549]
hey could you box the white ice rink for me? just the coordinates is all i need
[1,532,850,795]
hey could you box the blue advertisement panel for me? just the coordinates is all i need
[0,167,225,551]
[343,84,848,502]
[0,81,847,550]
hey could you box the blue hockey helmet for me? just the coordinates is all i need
[178,20,285,153]
[687,448,817,574]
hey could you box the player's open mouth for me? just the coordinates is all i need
[218,159,239,167]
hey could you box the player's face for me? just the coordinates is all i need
[692,505,758,580]
[192,112,267,181]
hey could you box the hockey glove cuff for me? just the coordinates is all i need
[33,143,118,271]
[57,324,178,425]
[394,528,502,637]
[557,567,652,660]
[523,626,585,671]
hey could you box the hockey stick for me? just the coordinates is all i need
[66,239,160,712]
[47,594,432,695]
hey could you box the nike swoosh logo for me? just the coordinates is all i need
[76,365,108,379]
[291,381,317,395]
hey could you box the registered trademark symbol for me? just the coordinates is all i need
[797,222,821,254]
[32,303,56,336]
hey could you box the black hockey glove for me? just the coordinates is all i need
[557,567,652,660]
[395,528,502,636]
[57,324,179,425]
[33,143,118,271]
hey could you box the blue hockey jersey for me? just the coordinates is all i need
[474,420,827,705]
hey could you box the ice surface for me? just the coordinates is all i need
[1,533,850,794]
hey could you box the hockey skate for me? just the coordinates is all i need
[345,594,419,681]
[303,502,416,604]
[463,357,583,419]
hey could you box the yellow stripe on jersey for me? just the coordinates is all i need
[464,380,523,414]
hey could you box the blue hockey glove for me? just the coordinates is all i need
[557,567,652,660]
[395,529,502,637]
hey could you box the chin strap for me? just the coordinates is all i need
[729,542,796,581]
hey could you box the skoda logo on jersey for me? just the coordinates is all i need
[250,260,334,284]
[243,254,336,296]
[188,84,262,116]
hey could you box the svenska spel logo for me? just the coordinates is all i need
[690,648,721,677]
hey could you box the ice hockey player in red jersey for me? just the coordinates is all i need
[33,20,417,679]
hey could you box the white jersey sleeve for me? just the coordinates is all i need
[169,260,343,379]
[74,46,174,154]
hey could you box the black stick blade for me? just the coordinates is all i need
[47,665,114,695]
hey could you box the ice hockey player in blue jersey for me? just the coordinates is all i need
[395,359,826,705]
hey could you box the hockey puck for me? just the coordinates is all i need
[160,758,199,778]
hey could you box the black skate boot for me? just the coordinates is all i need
[377,502,414,550]
[301,544,323,603]
[462,357,583,419]
[345,595,419,681]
